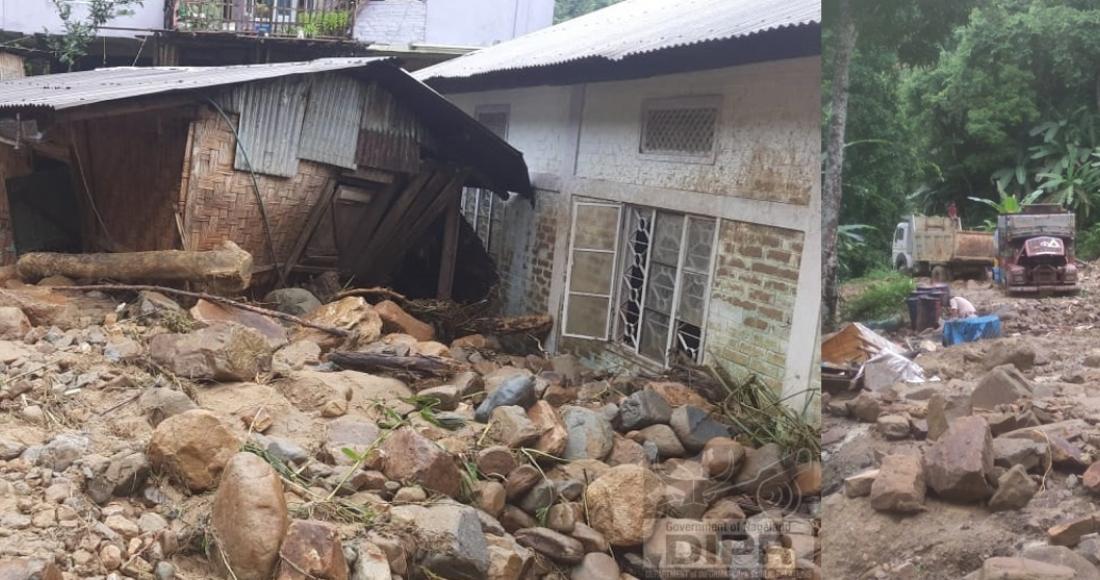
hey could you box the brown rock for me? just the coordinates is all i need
[505,464,541,500]
[701,437,744,480]
[585,464,663,546]
[323,418,382,467]
[239,406,272,433]
[491,405,541,448]
[924,415,994,501]
[276,520,348,580]
[606,435,649,467]
[988,464,1037,512]
[645,381,715,412]
[527,400,568,457]
[514,527,585,564]
[0,307,30,340]
[500,504,538,533]
[571,552,620,580]
[972,365,1032,410]
[869,454,925,513]
[793,461,822,496]
[293,296,382,350]
[190,299,287,348]
[374,300,434,341]
[149,322,273,382]
[475,480,506,517]
[0,559,63,580]
[846,392,881,422]
[146,409,240,491]
[703,497,747,521]
[211,453,289,580]
[477,445,517,479]
[381,428,461,497]
[1048,515,1099,547]
[843,469,878,498]
[570,522,609,553]
[927,388,974,440]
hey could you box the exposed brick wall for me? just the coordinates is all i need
[705,220,804,393]
[489,190,559,316]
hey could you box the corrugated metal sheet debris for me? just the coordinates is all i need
[299,74,365,170]
[227,77,310,178]
[414,0,819,82]
[0,57,392,112]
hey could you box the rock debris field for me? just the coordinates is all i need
[0,277,820,579]
[824,272,1100,579]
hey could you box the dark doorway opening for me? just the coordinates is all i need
[5,156,81,256]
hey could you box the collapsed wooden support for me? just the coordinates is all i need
[327,351,467,377]
[16,241,254,294]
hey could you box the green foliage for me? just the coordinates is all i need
[299,10,350,38]
[840,270,916,323]
[1080,223,1100,261]
[48,0,143,70]
[968,182,1043,214]
[554,0,623,23]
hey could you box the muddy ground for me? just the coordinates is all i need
[823,267,1100,579]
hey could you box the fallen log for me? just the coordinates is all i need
[459,314,553,336]
[328,351,467,377]
[16,241,253,294]
[49,284,351,338]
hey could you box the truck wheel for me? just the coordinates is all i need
[931,265,950,283]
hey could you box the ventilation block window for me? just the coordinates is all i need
[640,96,720,160]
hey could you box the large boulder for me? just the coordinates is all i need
[927,386,973,440]
[190,299,287,349]
[869,454,925,513]
[561,406,614,461]
[149,322,273,381]
[982,340,1036,371]
[925,415,994,501]
[146,410,240,491]
[1020,545,1100,580]
[374,300,434,341]
[618,389,673,431]
[211,453,289,580]
[979,557,1074,580]
[380,428,462,497]
[972,365,1032,410]
[292,296,382,350]
[585,465,663,546]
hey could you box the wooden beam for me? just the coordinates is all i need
[352,170,448,274]
[279,178,339,286]
[367,171,467,279]
[437,195,461,299]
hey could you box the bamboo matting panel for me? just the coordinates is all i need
[183,109,338,269]
[78,112,189,253]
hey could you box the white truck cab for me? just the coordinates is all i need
[892,222,912,272]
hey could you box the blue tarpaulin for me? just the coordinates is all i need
[943,315,1002,346]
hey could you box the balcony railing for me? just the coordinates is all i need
[172,0,358,40]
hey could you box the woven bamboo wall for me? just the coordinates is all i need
[183,107,338,269]
[75,111,190,253]
[0,145,33,265]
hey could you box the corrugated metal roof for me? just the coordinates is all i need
[414,0,819,82]
[0,57,392,111]
[298,74,365,170]
[226,76,310,178]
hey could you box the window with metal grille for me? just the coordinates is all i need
[460,105,510,250]
[640,96,720,159]
[562,197,719,365]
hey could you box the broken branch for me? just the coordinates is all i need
[48,284,351,338]
[327,351,466,377]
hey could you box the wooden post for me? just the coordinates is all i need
[437,194,461,299]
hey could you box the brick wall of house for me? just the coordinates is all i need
[488,190,560,316]
[705,220,805,393]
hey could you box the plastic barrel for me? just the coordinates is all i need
[906,296,920,331]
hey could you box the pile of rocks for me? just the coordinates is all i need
[0,284,820,579]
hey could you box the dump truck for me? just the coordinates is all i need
[892,215,995,282]
[996,204,1078,294]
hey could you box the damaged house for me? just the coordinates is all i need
[415,0,821,412]
[0,57,530,298]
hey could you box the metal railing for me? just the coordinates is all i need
[172,0,358,39]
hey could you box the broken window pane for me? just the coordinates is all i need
[684,217,715,272]
[651,211,683,266]
[673,320,703,362]
[640,309,670,361]
[677,271,708,327]
[645,262,677,315]
[565,295,611,338]
[615,207,653,348]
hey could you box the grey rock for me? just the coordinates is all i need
[670,405,731,452]
[475,374,536,422]
[1021,545,1100,580]
[86,450,149,505]
[262,288,321,317]
[619,389,673,430]
[561,406,614,461]
[391,503,489,580]
[988,464,1037,512]
[518,478,558,515]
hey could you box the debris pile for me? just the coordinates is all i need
[0,273,819,578]
[824,274,1100,578]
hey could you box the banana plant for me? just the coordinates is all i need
[968,181,1043,214]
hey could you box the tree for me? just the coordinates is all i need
[822,0,976,330]
[47,0,143,70]
[554,0,624,23]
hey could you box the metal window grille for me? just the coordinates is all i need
[639,96,721,157]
